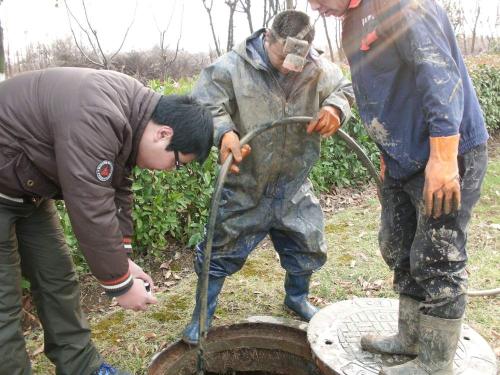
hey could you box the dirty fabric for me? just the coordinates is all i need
[193,29,353,277]
[0,198,102,375]
[379,144,487,319]
[342,0,488,179]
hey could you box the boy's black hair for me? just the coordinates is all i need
[269,10,315,44]
[151,95,214,163]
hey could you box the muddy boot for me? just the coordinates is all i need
[283,273,318,321]
[380,314,462,375]
[182,276,225,345]
[361,295,419,355]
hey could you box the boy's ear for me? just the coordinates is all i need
[156,125,173,141]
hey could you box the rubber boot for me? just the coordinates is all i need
[283,273,318,321]
[361,295,420,355]
[380,314,462,374]
[182,276,225,345]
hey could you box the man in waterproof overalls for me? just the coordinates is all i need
[309,0,489,373]
[182,10,354,344]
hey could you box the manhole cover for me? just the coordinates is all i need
[308,298,497,375]
[148,316,322,375]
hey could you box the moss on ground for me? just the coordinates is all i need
[25,153,499,375]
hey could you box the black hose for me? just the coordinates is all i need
[195,116,499,373]
[196,117,381,374]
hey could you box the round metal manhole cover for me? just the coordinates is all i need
[307,298,497,375]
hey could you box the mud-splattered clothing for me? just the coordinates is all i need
[193,29,353,277]
[342,0,488,179]
[342,0,489,319]
[379,144,487,318]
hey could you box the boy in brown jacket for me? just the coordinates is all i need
[0,67,213,375]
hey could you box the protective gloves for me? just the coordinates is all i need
[220,131,252,174]
[307,106,341,138]
[423,134,461,218]
[380,155,386,182]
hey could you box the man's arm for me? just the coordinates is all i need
[193,62,238,148]
[395,0,463,217]
[319,60,354,126]
[308,59,354,137]
[53,110,155,308]
[193,61,251,173]
[115,175,134,253]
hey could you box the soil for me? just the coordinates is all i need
[21,182,378,325]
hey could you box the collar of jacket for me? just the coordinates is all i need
[234,28,321,71]
[349,0,362,8]
[127,89,162,167]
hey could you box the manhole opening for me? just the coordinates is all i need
[148,320,322,375]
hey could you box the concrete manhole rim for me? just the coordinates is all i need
[307,297,498,375]
[148,315,320,375]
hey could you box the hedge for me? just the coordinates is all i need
[58,58,499,263]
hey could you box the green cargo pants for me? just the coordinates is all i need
[0,197,102,375]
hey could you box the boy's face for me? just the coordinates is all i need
[308,0,351,17]
[264,35,291,75]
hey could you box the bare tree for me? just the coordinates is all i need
[263,0,285,27]
[239,0,254,34]
[201,0,222,57]
[226,0,239,52]
[64,0,137,69]
[0,0,5,81]
[322,16,335,61]
[154,0,184,80]
[469,1,481,54]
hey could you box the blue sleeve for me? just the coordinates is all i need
[394,0,464,137]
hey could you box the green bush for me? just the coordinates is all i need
[311,108,379,192]
[469,64,500,132]
[131,153,216,257]
[59,60,499,262]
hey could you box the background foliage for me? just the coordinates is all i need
[57,58,500,264]
[468,55,500,132]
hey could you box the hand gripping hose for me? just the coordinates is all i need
[195,117,380,373]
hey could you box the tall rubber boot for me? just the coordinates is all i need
[380,314,462,375]
[182,276,225,345]
[283,273,318,321]
[361,295,420,356]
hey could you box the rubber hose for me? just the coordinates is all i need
[195,116,498,373]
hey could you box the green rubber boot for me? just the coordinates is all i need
[380,314,462,374]
[361,295,420,356]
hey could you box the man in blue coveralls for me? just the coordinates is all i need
[182,10,354,345]
[309,0,488,374]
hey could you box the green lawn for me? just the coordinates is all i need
[27,150,500,374]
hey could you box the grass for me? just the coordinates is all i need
[26,149,499,374]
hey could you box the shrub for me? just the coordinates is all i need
[311,108,380,192]
[58,58,499,263]
[468,58,500,132]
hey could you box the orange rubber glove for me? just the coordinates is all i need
[423,134,461,218]
[307,106,341,138]
[220,131,252,174]
[380,155,386,182]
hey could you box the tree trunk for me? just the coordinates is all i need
[322,16,335,61]
[470,2,481,54]
[0,19,5,81]
[286,0,293,9]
